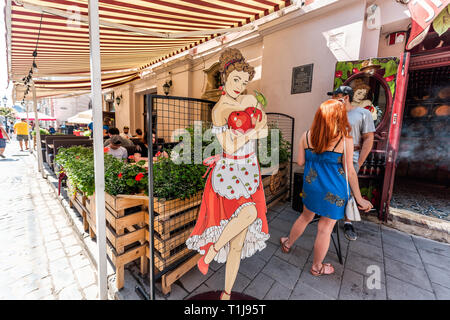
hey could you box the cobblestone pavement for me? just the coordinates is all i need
[126,199,450,301]
[0,141,99,300]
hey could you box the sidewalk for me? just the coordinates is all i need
[0,141,99,300]
[125,201,450,300]
[12,139,450,301]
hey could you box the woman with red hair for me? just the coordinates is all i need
[280,99,372,276]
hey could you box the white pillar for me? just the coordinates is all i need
[32,81,44,177]
[88,0,108,300]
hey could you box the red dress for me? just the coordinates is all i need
[186,126,269,263]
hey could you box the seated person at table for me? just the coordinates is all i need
[106,136,128,161]
[120,126,132,139]
[104,127,134,147]
[133,128,143,139]
[135,131,168,161]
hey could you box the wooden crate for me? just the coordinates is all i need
[84,192,149,290]
[153,191,203,218]
[66,181,89,232]
[146,246,201,295]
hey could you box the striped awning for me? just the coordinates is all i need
[7,0,291,99]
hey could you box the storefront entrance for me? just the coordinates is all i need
[391,65,449,221]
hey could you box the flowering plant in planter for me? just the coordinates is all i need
[56,146,148,196]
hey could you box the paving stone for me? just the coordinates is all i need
[276,209,300,224]
[261,256,301,290]
[386,275,436,300]
[83,285,99,300]
[345,252,385,283]
[52,268,77,292]
[307,250,345,268]
[61,235,78,248]
[424,264,450,289]
[24,286,53,300]
[382,231,417,252]
[239,255,267,280]
[178,265,211,293]
[267,227,285,246]
[256,241,278,262]
[69,254,91,269]
[348,240,383,263]
[49,257,71,274]
[269,217,292,234]
[58,284,83,300]
[418,249,450,270]
[339,269,386,300]
[243,273,275,300]
[184,284,210,300]
[286,245,310,268]
[290,281,335,300]
[160,283,188,300]
[299,261,343,299]
[204,267,251,293]
[64,245,83,257]
[45,239,63,251]
[293,233,316,251]
[264,282,292,300]
[355,228,383,248]
[412,236,450,258]
[47,248,66,262]
[74,265,97,289]
[383,243,423,268]
[385,257,433,292]
[356,221,381,234]
[265,210,279,223]
[431,283,450,300]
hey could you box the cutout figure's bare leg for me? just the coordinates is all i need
[221,228,247,300]
[204,204,257,265]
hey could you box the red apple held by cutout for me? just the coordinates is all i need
[228,111,252,133]
[244,107,263,128]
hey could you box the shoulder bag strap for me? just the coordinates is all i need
[343,136,350,199]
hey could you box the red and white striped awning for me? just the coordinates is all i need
[6,0,291,99]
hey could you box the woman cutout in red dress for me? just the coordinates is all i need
[186,48,269,300]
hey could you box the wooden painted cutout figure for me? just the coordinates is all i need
[186,48,269,300]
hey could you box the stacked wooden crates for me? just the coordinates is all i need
[145,191,203,295]
[84,193,148,290]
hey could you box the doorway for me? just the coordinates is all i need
[391,65,450,221]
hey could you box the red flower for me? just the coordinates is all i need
[104,147,110,153]
[155,151,161,157]
[352,68,359,74]
[118,173,123,179]
[384,75,395,82]
[135,172,145,182]
[335,70,343,78]
[75,156,80,159]
[128,155,134,160]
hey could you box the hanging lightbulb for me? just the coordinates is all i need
[32,61,38,74]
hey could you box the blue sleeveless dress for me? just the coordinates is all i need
[302,132,349,220]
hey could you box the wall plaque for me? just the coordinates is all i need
[291,64,314,94]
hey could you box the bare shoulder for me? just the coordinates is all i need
[212,99,237,126]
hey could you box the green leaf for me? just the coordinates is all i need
[334,77,343,90]
[384,60,398,78]
[433,6,450,36]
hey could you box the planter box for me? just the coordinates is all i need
[81,192,148,291]
[153,191,203,219]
